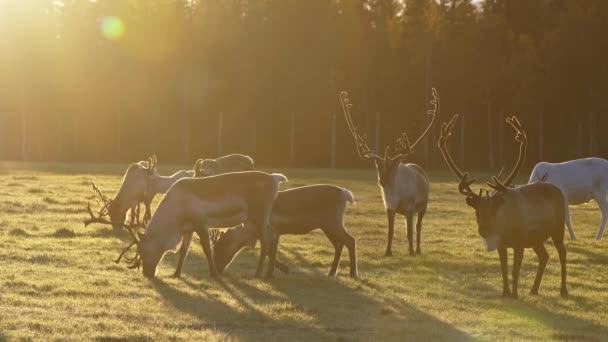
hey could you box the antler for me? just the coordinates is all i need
[438,115,480,200]
[340,91,384,162]
[392,88,440,161]
[487,116,527,192]
[84,182,113,226]
[115,226,143,269]
[142,155,157,175]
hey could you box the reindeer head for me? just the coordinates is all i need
[212,224,256,273]
[438,115,527,251]
[340,89,439,188]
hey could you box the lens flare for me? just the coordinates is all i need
[101,17,125,41]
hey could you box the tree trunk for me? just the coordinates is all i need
[250,114,256,158]
[487,95,495,169]
[538,110,544,161]
[375,112,381,153]
[217,112,223,157]
[290,112,296,166]
[330,113,336,168]
[460,114,465,168]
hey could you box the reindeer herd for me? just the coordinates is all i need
[82,89,608,299]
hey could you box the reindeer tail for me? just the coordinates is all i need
[272,173,288,184]
[342,188,355,205]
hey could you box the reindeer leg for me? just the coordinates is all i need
[344,230,358,278]
[415,208,426,255]
[385,209,395,257]
[511,248,524,299]
[265,232,279,279]
[594,192,608,240]
[253,222,267,278]
[553,238,568,298]
[498,247,510,297]
[143,200,152,225]
[530,243,549,295]
[196,227,219,278]
[325,231,344,278]
[406,213,415,256]
[564,201,576,240]
[173,232,193,278]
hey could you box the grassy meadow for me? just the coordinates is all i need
[0,162,607,341]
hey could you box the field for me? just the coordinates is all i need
[1,162,607,341]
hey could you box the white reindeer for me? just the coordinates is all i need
[528,158,608,240]
[339,89,438,256]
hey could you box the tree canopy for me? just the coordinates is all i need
[1,0,606,169]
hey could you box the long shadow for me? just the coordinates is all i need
[152,244,472,341]
[405,254,608,341]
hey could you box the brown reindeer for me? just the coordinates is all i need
[209,184,358,278]
[438,115,568,298]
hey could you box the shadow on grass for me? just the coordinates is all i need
[152,245,473,341]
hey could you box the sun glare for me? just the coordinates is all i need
[101,16,125,41]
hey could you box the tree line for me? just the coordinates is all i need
[0,0,606,169]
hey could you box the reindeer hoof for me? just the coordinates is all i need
[409,250,416,257]
[171,273,182,279]
[416,249,422,255]
[350,273,359,279]
[510,292,519,299]
[384,251,393,257]
[561,288,569,298]
[502,290,512,298]
[529,289,539,296]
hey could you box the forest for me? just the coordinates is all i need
[0,0,606,168]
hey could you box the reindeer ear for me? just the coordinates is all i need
[465,197,478,208]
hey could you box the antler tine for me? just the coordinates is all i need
[340,91,384,162]
[458,173,479,198]
[496,115,527,188]
[114,241,136,264]
[84,202,114,227]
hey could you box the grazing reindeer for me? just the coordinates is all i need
[197,154,254,177]
[117,171,287,279]
[438,115,568,298]
[209,185,358,278]
[144,154,255,222]
[85,157,159,230]
[339,89,439,256]
[528,158,608,240]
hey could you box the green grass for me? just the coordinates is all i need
[0,161,607,341]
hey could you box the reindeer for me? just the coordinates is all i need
[116,171,287,279]
[339,89,438,257]
[438,115,568,298]
[85,156,161,230]
[196,154,254,177]
[86,154,255,229]
[206,184,358,278]
[528,158,608,241]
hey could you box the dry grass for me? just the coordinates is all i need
[0,161,607,341]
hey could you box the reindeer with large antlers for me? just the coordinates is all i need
[438,115,568,298]
[340,89,438,256]
[85,157,160,230]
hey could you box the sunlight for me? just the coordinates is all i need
[101,16,125,41]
